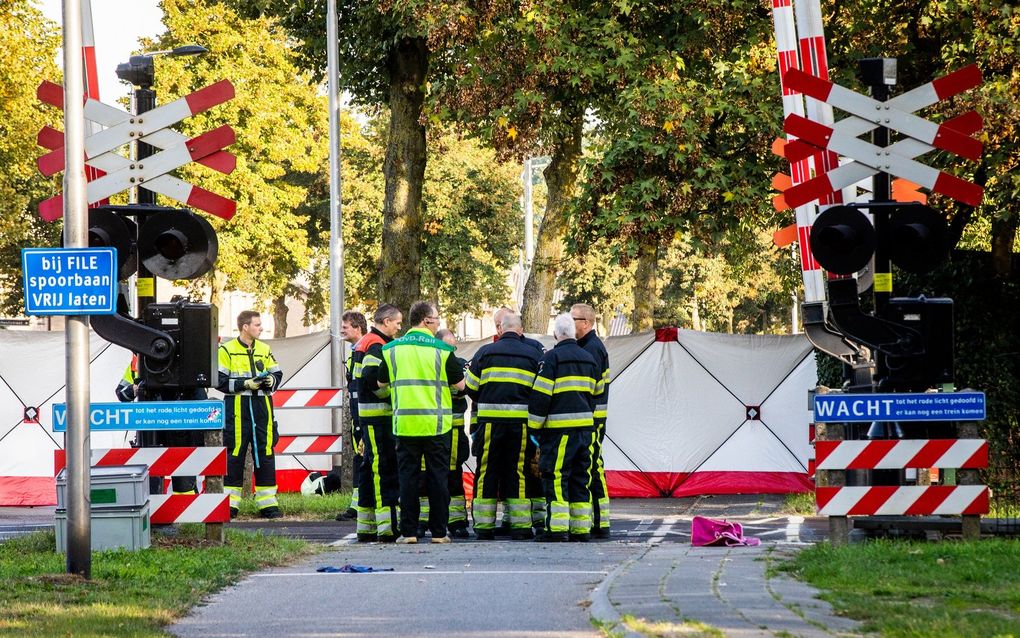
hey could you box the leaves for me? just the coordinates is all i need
[0,3,62,315]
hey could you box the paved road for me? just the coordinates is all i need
[229,495,828,547]
[173,496,856,638]
[3,497,858,636]
[172,541,640,638]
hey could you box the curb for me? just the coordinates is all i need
[588,544,651,638]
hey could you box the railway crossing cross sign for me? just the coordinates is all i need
[34,79,237,222]
[779,65,984,208]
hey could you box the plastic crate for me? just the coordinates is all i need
[56,464,149,509]
[55,502,151,552]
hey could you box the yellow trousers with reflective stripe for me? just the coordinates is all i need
[537,427,593,534]
[588,418,610,530]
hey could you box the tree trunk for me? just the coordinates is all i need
[379,37,429,315]
[691,290,701,331]
[990,215,1018,279]
[209,270,227,308]
[272,293,289,338]
[631,238,659,332]
[521,113,583,333]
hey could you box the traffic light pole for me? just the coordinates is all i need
[859,58,896,387]
[135,85,157,314]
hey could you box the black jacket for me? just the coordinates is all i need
[577,331,610,420]
[467,332,542,422]
[527,338,598,430]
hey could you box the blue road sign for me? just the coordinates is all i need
[813,391,985,423]
[21,247,117,315]
[51,400,224,432]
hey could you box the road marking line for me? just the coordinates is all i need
[253,570,611,577]
[785,516,805,543]
[327,533,358,546]
[647,516,682,544]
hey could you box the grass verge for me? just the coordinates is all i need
[0,525,313,637]
[780,538,1020,637]
[235,491,352,520]
[778,491,816,516]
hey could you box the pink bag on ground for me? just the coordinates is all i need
[691,515,761,547]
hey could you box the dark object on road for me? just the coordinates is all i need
[316,564,395,573]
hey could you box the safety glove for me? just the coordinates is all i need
[243,378,262,391]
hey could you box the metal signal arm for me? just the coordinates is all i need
[826,278,923,358]
[92,312,175,361]
[802,301,860,364]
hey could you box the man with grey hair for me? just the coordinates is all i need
[528,313,600,542]
[572,302,612,538]
[485,308,544,536]
[465,310,543,539]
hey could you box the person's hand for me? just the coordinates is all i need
[243,378,262,391]
[260,375,275,389]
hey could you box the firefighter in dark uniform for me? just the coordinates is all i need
[217,310,284,518]
[354,304,403,542]
[572,303,611,538]
[466,313,542,540]
[328,311,368,519]
[116,354,204,495]
[487,307,547,536]
[528,313,600,542]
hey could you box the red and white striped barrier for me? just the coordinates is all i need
[770,0,824,302]
[53,447,229,524]
[272,388,343,456]
[815,439,988,470]
[54,447,226,477]
[272,388,343,409]
[816,485,988,516]
[274,435,343,455]
[150,494,231,524]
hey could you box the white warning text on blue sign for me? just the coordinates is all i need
[51,400,224,432]
[813,392,985,422]
[22,247,117,315]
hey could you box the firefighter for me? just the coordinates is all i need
[414,329,470,538]
[331,311,368,520]
[217,310,284,519]
[116,354,203,495]
[465,312,541,540]
[572,303,612,538]
[528,313,600,542]
[488,306,546,536]
[354,304,403,541]
[377,301,465,544]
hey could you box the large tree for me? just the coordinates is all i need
[567,0,787,331]
[148,0,326,323]
[433,1,605,332]
[301,113,524,323]
[225,0,478,314]
[0,2,61,316]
